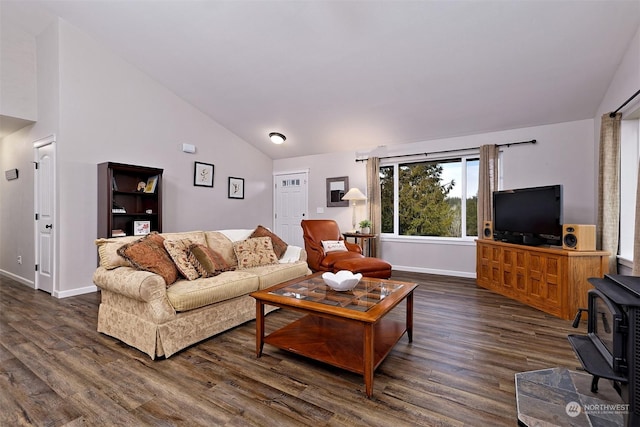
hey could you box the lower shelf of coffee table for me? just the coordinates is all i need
[263,314,407,374]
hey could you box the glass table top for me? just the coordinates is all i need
[269,275,404,312]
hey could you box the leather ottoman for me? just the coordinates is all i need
[332,257,392,279]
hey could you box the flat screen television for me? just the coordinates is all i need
[493,184,563,246]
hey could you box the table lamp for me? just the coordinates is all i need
[342,187,367,231]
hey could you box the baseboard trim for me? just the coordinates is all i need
[392,265,476,279]
[0,269,35,288]
[54,285,98,299]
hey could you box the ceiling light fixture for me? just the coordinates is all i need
[269,132,286,145]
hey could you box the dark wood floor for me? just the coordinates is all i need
[0,271,585,426]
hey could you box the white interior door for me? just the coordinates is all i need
[34,136,56,294]
[274,171,308,248]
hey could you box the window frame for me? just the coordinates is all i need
[380,152,480,242]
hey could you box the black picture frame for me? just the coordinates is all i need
[228,177,244,199]
[194,162,214,187]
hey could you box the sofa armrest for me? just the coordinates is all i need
[93,266,167,302]
[344,241,362,254]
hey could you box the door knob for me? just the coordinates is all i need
[45,224,53,229]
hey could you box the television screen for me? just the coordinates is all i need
[493,185,563,244]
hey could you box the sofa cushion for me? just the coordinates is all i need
[117,233,180,286]
[244,261,311,290]
[95,235,141,269]
[163,239,200,280]
[250,225,288,259]
[188,244,234,277]
[233,237,279,269]
[166,271,259,311]
[161,231,207,245]
[204,231,238,268]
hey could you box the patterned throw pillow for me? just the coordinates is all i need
[117,233,179,286]
[163,239,200,280]
[188,243,234,277]
[249,225,288,259]
[233,236,279,269]
[321,240,348,253]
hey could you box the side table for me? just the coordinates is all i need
[343,232,377,257]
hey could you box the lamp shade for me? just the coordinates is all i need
[341,187,366,201]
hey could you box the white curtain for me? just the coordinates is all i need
[366,157,381,257]
[477,145,499,236]
[597,113,621,274]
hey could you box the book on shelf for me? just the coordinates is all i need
[112,201,126,213]
[111,229,126,237]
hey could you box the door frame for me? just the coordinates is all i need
[33,134,57,295]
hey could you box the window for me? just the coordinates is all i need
[619,115,639,263]
[381,156,479,238]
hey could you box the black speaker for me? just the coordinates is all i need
[482,221,493,239]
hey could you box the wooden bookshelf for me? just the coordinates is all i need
[97,162,163,239]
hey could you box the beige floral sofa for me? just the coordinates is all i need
[93,228,310,359]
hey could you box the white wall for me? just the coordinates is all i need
[276,119,597,277]
[274,152,367,233]
[0,20,60,287]
[0,18,275,296]
[0,18,37,122]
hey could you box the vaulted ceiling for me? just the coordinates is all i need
[5,1,640,159]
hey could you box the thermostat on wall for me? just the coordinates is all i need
[182,143,196,153]
[5,169,18,180]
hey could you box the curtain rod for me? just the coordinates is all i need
[355,139,536,162]
[609,89,640,117]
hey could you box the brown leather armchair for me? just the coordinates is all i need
[301,219,363,272]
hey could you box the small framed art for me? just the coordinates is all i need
[228,177,244,199]
[133,220,151,236]
[194,162,214,187]
[144,175,159,193]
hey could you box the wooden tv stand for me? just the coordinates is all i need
[476,239,609,320]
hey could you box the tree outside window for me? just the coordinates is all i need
[380,157,479,238]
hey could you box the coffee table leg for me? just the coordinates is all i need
[256,300,265,357]
[406,291,414,343]
[364,323,374,398]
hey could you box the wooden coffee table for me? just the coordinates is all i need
[250,272,417,397]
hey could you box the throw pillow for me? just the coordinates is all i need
[188,243,234,277]
[117,233,179,286]
[249,225,288,259]
[321,240,348,253]
[163,239,200,280]
[233,236,279,269]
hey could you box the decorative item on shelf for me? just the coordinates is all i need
[133,220,151,236]
[111,176,118,191]
[111,229,126,237]
[359,219,372,234]
[144,175,158,193]
[194,161,214,187]
[322,270,362,291]
[342,187,367,231]
[228,177,244,199]
[112,202,126,214]
[136,181,146,192]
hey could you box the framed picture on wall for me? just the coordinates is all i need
[228,177,244,199]
[194,162,214,187]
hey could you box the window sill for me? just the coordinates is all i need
[380,235,477,246]
[617,256,633,269]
